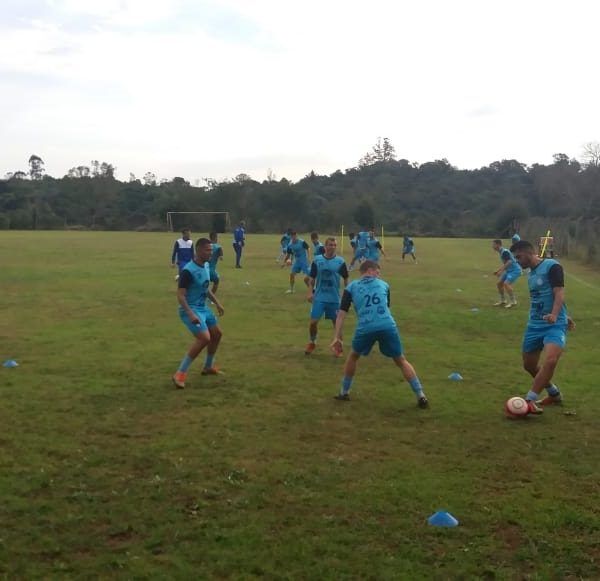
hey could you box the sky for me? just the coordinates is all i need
[1,0,599,183]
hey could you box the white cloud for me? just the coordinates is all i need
[1,0,600,180]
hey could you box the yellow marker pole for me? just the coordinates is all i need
[381,224,385,249]
[341,224,344,256]
[540,229,551,257]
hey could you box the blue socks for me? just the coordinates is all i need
[408,376,425,398]
[205,354,215,369]
[547,384,560,397]
[526,390,538,401]
[178,354,193,373]
[310,334,317,343]
[341,376,353,395]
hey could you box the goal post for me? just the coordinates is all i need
[166,211,231,233]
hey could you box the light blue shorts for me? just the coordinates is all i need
[501,271,521,284]
[179,307,217,335]
[310,300,339,321]
[291,260,310,275]
[352,327,403,358]
[522,324,567,353]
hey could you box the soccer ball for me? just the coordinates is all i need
[504,396,529,418]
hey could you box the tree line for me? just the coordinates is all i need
[1,140,599,237]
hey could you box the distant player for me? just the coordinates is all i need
[208,232,223,294]
[349,229,369,270]
[492,239,522,308]
[510,240,573,413]
[305,237,349,356]
[283,231,311,293]
[310,231,325,257]
[172,238,225,389]
[278,229,292,262]
[348,232,357,261]
[402,236,417,262]
[330,260,429,408]
[171,228,194,279]
[233,221,246,268]
[511,233,521,244]
[366,230,385,262]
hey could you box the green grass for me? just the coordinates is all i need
[1,231,599,579]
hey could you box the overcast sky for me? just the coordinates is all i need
[1,0,599,183]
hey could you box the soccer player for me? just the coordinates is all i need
[402,236,417,262]
[277,229,292,262]
[232,221,246,268]
[330,260,429,408]
[348,232,358,261]
[171,228,194,279]
[349,229,369,270]
[172,238,225,389]
[305,237,349,356]
[282,231,311,293]
[310,231,325,257]
[208,232,223,294]
[366,229,385,262]
[511,233,521,244]
[492,239,522,308]
[510,239,572,413]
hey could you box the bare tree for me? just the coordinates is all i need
[582,141,600,168]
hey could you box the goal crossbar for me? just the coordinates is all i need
[166,211,230,232]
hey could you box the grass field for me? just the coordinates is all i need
[1,231,600,579]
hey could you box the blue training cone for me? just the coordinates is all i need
[448,372,463,381]
[3,360,19,368]
[428,511,459,527]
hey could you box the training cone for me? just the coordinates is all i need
[3,360,19,368]
[448,372,463,381]
[428,511,459,527]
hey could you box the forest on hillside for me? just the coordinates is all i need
[1,140,599,240]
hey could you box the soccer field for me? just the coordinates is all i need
[1,231,600,578]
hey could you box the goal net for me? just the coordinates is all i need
[167,211,230,234]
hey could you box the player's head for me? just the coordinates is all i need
[511,233,521,243]
[195,237,213,261]
[369,229,375,238]
[290,230,298,241]
[324,237,337,257]
[510,240,537,268]
[492,239,503,251]
[209,231,218,242]
[310,231,319,241]
[359,259,380,277]
[286,228,292,235]
[182,228,191,240]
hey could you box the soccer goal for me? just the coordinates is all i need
[166,211,230,234]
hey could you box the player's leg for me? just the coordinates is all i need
[173,311,211,388]
[306,318,319,354]
[202,321,223,375]
[329,308,343,357]
[521,331,548,413]
[286,269,296,293]
[411,250,417,263]
[335,351,361,400]
[494,275,507,305]
[531,337,565,405]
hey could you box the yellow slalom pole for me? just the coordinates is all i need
[381,224,385,249]
[341,224,344,256]
[540,229,551,257]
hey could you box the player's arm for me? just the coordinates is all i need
[206,288,225,316]
[339,263,349,287]
[332,290,352,345]
[377,241,386,257]
[218,247,223,261]
[171,241,179,266]
[303,240,311,262]
[544,264,565,324]
[176,272,199,322]
[281,246,293,268]
[307,262,317,302]
[495,251,510,275]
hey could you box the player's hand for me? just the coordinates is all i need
[543,314,557,324]
[190,314,200,325]
[216,304,225,316]
[567,316,576,331]
[307,294,313,303]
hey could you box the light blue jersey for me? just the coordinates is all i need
[312,241,325,256]
[356,231,369,250]
[280,232,292,250]
[345,276,396,332]
[179,260,211,311]
[287,238,309,262]
[367,238,383,261]
[311,255,347,303]
[500,247,522,277]
[527,259,567,329]
[209,243,222,269]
